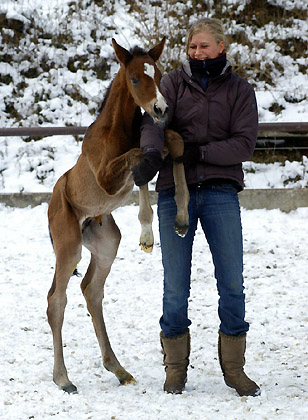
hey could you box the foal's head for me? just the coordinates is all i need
[112,38,168,123]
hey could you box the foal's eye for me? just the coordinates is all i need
[130,77,138,84]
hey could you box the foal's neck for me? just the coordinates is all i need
[98,67,139,137]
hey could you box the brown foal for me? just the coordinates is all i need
[47,38,189,393]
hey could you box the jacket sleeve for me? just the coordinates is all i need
[200,82,258,166]
[140,72,177,155]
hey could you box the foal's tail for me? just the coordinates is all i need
[49,226,54,248]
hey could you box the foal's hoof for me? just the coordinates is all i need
[118,372,136,386]
[62,383,78,394]
[175,223,188,238]
[140,242,153,253]
[120,375,136,386]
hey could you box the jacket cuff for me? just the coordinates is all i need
[143,146,161,155]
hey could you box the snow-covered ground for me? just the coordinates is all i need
[1,202,308,420]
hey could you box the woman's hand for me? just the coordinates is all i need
[175,143,200,167]
[131,153,163,186]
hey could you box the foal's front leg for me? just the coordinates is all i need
[97,148,143,196]
[165,130,190,237]
[138,184,154,252]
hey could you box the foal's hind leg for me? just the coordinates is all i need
[81,215,135,385]
[47,193,82,393]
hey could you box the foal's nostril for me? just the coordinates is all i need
[154,104,162,116]
[154,104,168,117]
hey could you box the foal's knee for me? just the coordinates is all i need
[164,130,184,159]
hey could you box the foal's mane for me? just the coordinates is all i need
[130,45,147,57]
[97,45,149,115]
[97,79,114,115]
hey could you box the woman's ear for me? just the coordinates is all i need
[219,40,225,54]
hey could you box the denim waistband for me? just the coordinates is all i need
[188,179,240,191]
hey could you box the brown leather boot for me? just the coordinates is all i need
[218,330,261,397]
[160,329,190,394]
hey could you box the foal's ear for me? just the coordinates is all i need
[112,38,132,66]
[148,37,166,62]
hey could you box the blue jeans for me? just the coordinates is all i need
[157,184,249,338]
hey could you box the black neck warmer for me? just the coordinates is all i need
[189,54,227,91]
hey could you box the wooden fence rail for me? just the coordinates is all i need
[0,122,308,138]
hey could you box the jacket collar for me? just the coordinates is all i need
[182,59,231,79]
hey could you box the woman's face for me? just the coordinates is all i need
[188,31,224,60]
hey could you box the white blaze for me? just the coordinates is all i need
[144,63,168,115]
[155,89,168,114]
[144,63,155,79]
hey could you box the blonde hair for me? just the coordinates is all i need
[185,18,229,55]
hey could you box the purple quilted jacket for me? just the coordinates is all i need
[140,60,258,191]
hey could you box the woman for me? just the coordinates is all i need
[132,18,260,397]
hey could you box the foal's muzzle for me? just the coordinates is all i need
[153,103,168,124]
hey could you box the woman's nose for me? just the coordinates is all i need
[195,46,202,56]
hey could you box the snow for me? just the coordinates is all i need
[1,203,308,419]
